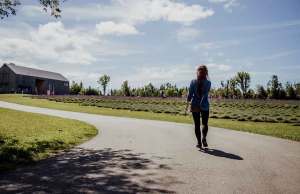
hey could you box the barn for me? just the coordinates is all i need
[0,63,69,95]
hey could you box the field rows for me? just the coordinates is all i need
[32,96,300,124]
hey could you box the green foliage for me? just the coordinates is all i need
[212,73,298,100]
[246,88,255,99]
[84,86,99,96]
[0,0,20,19]
[121,80,131,96]
[113,81,186,98]
[267,75,282,99]
[39,0,62,17]
[256,85,268,99]
[220,80,230,98]
[0,0,62,19]
[235,72,251,98]
[92,73,291,100]
[286,82,297,99]
[98,75,110,96]
[70,82,99,96]
[69,81,83,95]
[212,72,251,99]
[296,83,300,96]
[229,78,239,98]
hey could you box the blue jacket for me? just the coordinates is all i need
[187,79,211,111]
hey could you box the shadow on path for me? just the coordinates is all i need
[0,148,179,193]
[199,148,243,160]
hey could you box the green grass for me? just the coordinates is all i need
[0,106,97,171]
[0,94,300,141]
[29,95,300,124]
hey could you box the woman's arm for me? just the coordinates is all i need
[187,80,193,102]
[185,80,193,114]
[207,81,211,93]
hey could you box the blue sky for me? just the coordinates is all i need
[1,0,299,90]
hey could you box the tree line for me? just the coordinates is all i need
[69,73,300,100]
[70,75,188,98]
[211,72,299,100]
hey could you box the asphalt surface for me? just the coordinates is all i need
[0,101,299,194]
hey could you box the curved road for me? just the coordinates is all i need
[0,101,299,194]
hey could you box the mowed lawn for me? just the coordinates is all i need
[0,94,299,141]
[0,107,97,170]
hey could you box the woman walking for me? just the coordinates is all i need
[186,65,211,149]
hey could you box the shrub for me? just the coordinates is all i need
[84,87,99,96]
[252,117,264,122]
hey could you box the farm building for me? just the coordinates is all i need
[0,63,69,95]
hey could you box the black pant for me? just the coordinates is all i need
[192,111,209,144]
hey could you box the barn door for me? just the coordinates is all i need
[35,79,45,95]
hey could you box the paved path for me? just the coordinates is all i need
[0,101,299,194]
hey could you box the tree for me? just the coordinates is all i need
[0,0,62,19]
[278,87,287,99]
[69,81,82,95]
[246,89,255,99]
[285,82,297,99]
[229,78,238,98]
[267,75,282,99]
[178,87,188,97]
[84,86,99,96]
[121,80,130,96]
[98,74,110,96]
[220,80,229,98]
[0,0,20,19]
[144,83,157,97]
[256,85,268,99]
[295,83,300,97]
[235,72,251,98]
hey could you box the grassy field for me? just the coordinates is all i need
[0,107,97,170]
[33,95,300,124]
[0,94,299,141]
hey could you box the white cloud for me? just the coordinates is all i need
[206,63,231,71]
[208,0,239,12]
[217,52,224,57]
[120,63,233,88]
[96,21,139,36]
[65,72,102,85]
[6,21,97,65]
[120,64,195,87]
[176,27,201,41]
[0,1,218,88]
[1,21,140,62]
[240,49,300,62]
[193,39,240,50]
[63,0,214,25]
[233,20,300,31]
[20,5,45,18]
[0,21,142,85]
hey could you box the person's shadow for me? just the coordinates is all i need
[199,148,243,160]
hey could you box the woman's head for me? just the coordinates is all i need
[196,65,208,80]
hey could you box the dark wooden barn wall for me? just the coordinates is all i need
[0,65,69,95]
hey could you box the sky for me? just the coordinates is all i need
[1,0,300,90]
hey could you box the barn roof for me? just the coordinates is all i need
[3,63,68,82]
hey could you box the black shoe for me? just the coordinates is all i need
[202,139,208,147]
[196,143,202,149]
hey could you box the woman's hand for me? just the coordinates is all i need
[185,102,190,115]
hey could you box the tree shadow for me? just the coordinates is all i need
[199,148,243,160]
[0,135,71,171]
[0,148,179,193]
